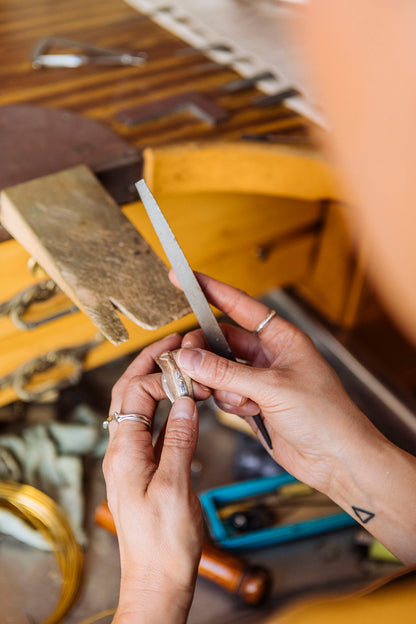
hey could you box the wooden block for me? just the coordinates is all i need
[0,165,190,345]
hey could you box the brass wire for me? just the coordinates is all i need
[76,607,116,624]
[0,481,83,624]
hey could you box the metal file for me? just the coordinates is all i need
[136,179,273,449]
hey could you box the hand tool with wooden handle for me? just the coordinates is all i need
[94,501,272,605]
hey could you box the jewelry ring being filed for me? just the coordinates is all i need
[254,309,277,336]
[103,411,152,430]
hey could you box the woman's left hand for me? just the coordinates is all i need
[103,333,205,624]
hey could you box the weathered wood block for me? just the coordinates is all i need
[0,165,190,344]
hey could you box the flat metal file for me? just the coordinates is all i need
[136,179,272,450]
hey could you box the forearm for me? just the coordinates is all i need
[328,423,416,564]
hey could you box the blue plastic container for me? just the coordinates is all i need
[199,473,357,551]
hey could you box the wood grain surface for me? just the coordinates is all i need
[1,165,190,344]
[0,0,306,153]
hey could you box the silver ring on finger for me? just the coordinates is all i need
[103,412,152,430]
[254,310,277,336]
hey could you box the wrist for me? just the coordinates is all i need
[115,572,196,624]
[308,402,380,497]
[327,420,416,563]
[328,421,388,507]
[116,588,194,624]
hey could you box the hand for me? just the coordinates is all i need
[103,334,205,624]
[171,272,382,495]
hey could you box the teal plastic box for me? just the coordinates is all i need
[199,473,357,551]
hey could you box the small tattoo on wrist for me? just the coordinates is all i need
[352,506,375,524]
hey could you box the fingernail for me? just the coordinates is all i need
[170,396,196,420]
[182,340,193,347]
[177,348,203,373]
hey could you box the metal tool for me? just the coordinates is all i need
[175,43,236,57]
[0,279,77,330]
[31,37,147,69]
[253,87,301,107]
[118,91,229,127]
[219,71,277,94]
[136,179,273,449]
[241,131,311,145]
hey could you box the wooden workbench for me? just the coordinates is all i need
[0,0,352,407]
[0,1,403,407]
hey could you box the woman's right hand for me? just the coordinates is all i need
[172,272,384,497]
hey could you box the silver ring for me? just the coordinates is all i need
[155,350,193,404]
[103,412,152,430]
[254,310,277,335]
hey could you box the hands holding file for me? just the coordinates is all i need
[173,272,416,565]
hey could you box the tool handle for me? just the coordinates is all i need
[200,540,272,605]
[94,501,271,605]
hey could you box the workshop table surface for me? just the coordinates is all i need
[0,392,384,624]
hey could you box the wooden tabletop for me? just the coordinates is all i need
[1,0,307,153]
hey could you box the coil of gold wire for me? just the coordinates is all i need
[0,481,83,624]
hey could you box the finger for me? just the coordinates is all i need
[181,325,271,409]
[156,397,198,489]
[117,370,208,419]
[103,373,166,498]
[183,324,270,366]
[169,270,289,336]
[119,372,165,417]
[214,404,266,440]
[213,392,259,414]
[182,328,251,406]
[110,333,182,413]
[176,348,270,406]
[181,328,210,350]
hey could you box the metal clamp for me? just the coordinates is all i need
[0,280,78,330]
[0,335,104,402]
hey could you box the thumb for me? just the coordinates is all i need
[158,396,198,486]
[177,348,266,403]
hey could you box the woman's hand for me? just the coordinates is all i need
[171,273,416,564]
[171,272,382,496]
[103,334,205,624]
